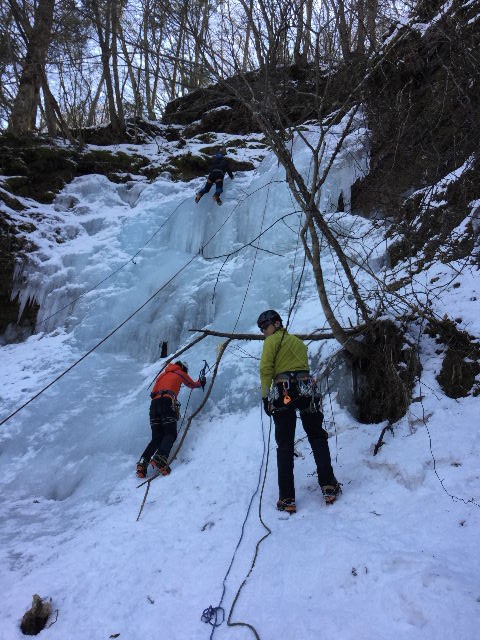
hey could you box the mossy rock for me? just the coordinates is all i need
[199,144,230,155]
[0,190,26,211]
[1,144,77,202]
[167,152,209,181]
[351,320,421,423]
[195,133,216,143]
[0,214,39,334]
[1,153,29,176]
[77,150,150,176]
[427,318,480,398]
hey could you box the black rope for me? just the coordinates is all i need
[225,404,273,640]
[203,401,272,640]
[231,181,271,333]
[0,187,241,428]
[419,379,480,509]
[34,195,191,331]
[201,606,224,627]
[0,255,197,428]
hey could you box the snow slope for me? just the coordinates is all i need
[0,120,479,639]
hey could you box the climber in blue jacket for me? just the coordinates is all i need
[195,147,234,206]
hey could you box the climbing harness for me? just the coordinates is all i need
[150,389,181,420]
[268,371,321,414]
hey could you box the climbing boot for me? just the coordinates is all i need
[321,482,342,505]
[151,454,171,476]
[213,193,222,205]
[195,193,203,203]
[136,460,148,479]
[276,498,296,514]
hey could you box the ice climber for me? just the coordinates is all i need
[195,147,234,206]
[258,310,341,513]
[136,361,206,478]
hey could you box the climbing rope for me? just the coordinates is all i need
[176,361,211,439]
[203,401,272,640]
[231,180,271,333]
[0,186,253,429]
[201,606,224,627]
[34,194,192,331]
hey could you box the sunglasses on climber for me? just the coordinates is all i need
[259,322,272,333]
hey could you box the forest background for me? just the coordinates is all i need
[1,0,406,136]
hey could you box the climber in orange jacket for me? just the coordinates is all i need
[136,361,206,478]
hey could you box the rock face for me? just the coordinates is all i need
[0,137,154,338]
[352,0,480,214]
[0,213,38,339]
[162,63,358,135]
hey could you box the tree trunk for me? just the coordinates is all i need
[355,0,367,57]
[9,0,55,135]
[170,4,187,99]
[193,1,210,87]
[87,72,105,126]
[242,0,253,70]
[90,0,122,134]
[110,0,125,129]
[293,0,305,65]
[366,0,378,53]
[142,1,156,118]
[41,69,72,140]
[303,0,313,61]
[329,0,352,62]
[118,19,142,118]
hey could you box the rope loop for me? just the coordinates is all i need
[201,605,225,627]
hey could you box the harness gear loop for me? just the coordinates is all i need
[282,381,291,405]
[150,389,181,419]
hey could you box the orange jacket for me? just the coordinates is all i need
[151,363,201,399]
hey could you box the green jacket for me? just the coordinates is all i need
[259,329,309,396]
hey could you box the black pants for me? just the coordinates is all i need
[140,398,177,462]
[272,396,336,500]
[199,175,223,196]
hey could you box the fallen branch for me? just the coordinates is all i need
[189,327,364,341]
[170,339,232,463]
[373,423,394,456]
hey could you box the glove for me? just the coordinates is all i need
[262,397,273,417]
[199,375,206,390]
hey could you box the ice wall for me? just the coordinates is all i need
[7,115,370,423]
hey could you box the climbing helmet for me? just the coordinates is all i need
[257,309,282,331]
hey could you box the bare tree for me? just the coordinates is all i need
[187,0,427,423]
[8,0,55,134]
[87,0,124,134]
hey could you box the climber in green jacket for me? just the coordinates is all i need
[258,309,341,513]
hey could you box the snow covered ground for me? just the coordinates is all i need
[0,119,479,639]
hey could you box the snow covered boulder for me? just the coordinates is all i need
[20,594,52,635]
